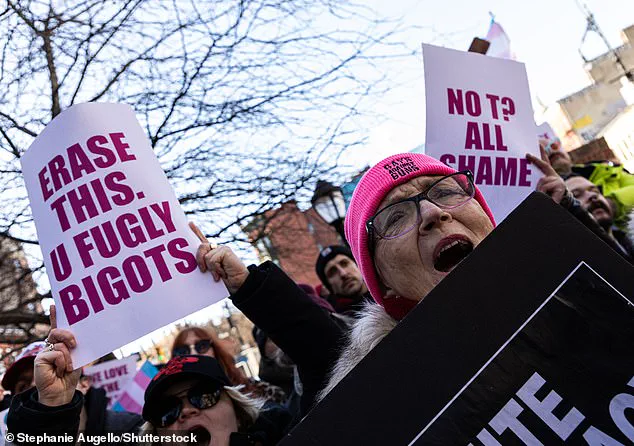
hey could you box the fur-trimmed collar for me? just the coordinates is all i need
[319,302,397,400]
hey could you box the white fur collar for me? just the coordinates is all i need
[319,302,397,400]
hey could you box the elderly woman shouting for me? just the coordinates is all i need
[193,150,568,410]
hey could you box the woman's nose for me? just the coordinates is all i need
[179,401,200,422]
[418,201,451,233]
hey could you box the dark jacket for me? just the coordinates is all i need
[7,387,142,445]
[8,387,290,446]
[563,197,634,264]
[232,262,345,415]
[229,403,293,446]
[327,292,374,318]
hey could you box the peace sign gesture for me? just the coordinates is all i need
[526,146,570,205]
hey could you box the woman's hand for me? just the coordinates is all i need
[190,222,249,294]
[526,146,570,205]
[35,305,81,406]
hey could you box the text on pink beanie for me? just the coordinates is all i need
[344,153,495,314]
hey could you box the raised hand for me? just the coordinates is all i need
[526,146,569,205]
[190,222,250,294]
[34,305,81,406]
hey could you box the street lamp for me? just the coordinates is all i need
[311,180,347,245]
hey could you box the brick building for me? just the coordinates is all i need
[245,201,342,286]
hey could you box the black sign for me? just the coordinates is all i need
[281,193,634,446]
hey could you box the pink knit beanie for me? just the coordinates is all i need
[344,153,495,319]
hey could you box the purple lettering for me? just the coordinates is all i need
[168,238,198,274]
[447,88,464,115]
[122,255,152,292]
[59,284,90,325]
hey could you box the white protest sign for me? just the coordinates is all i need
[536,122,562,151]
[21,103,229,367]
[83,356,137,408]
[423,44,541,222]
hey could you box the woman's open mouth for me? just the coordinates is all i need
[433,236,474,272]
[189,426,211,446]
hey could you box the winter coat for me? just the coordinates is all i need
[231,261,346,415]
[6,387,142,445]
[319,303,396,400]
[564,197,634,264]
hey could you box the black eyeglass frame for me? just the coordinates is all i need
[366,170,475,255]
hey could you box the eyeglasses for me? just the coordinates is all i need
[366,171,475,251]
[172,339,213,357]
[150,384,222,427]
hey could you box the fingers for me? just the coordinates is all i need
[539,145,549,163]
[526,152,556,176]
[202,246,230,282]
[53,342,74,373]
[37,350,68,378]
[47,328,77,350]
[189,222,209,243]
[50,304,57,330]
[196,243,212,273]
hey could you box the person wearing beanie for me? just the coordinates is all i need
[315,245,371,317]
[190,148,565,411]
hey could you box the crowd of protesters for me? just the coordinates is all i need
[1,136,633,445]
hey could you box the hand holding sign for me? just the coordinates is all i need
[527,147,569,205]
[21,103,229,366]
[35,305,81,407]
[190,222,249,294]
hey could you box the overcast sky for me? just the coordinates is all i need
[350,0,634,166]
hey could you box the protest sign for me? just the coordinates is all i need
[83,356,137,408]
[112,360,158,414]
[281,193,634,445]
[20,103,228,367]
[423,44,541,222]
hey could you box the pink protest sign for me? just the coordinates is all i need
[83,356,138,408]
[423,44,541,222]
[20,103,228,367]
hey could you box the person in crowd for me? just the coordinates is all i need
[252,326,302,424]
[7,310,290,446]
[190,223,345,416]
[565,175,634,259]
[7,307,144,445]
[315,246,372,317]
[542,138,634,228]
[191,150,579,410]
[1,342,47,402]
[172,326,286,404]
[252,327,295,398]
[140,355,292,445]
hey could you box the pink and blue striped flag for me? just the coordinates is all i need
[485,19,515,60]
[112,360,158,414]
